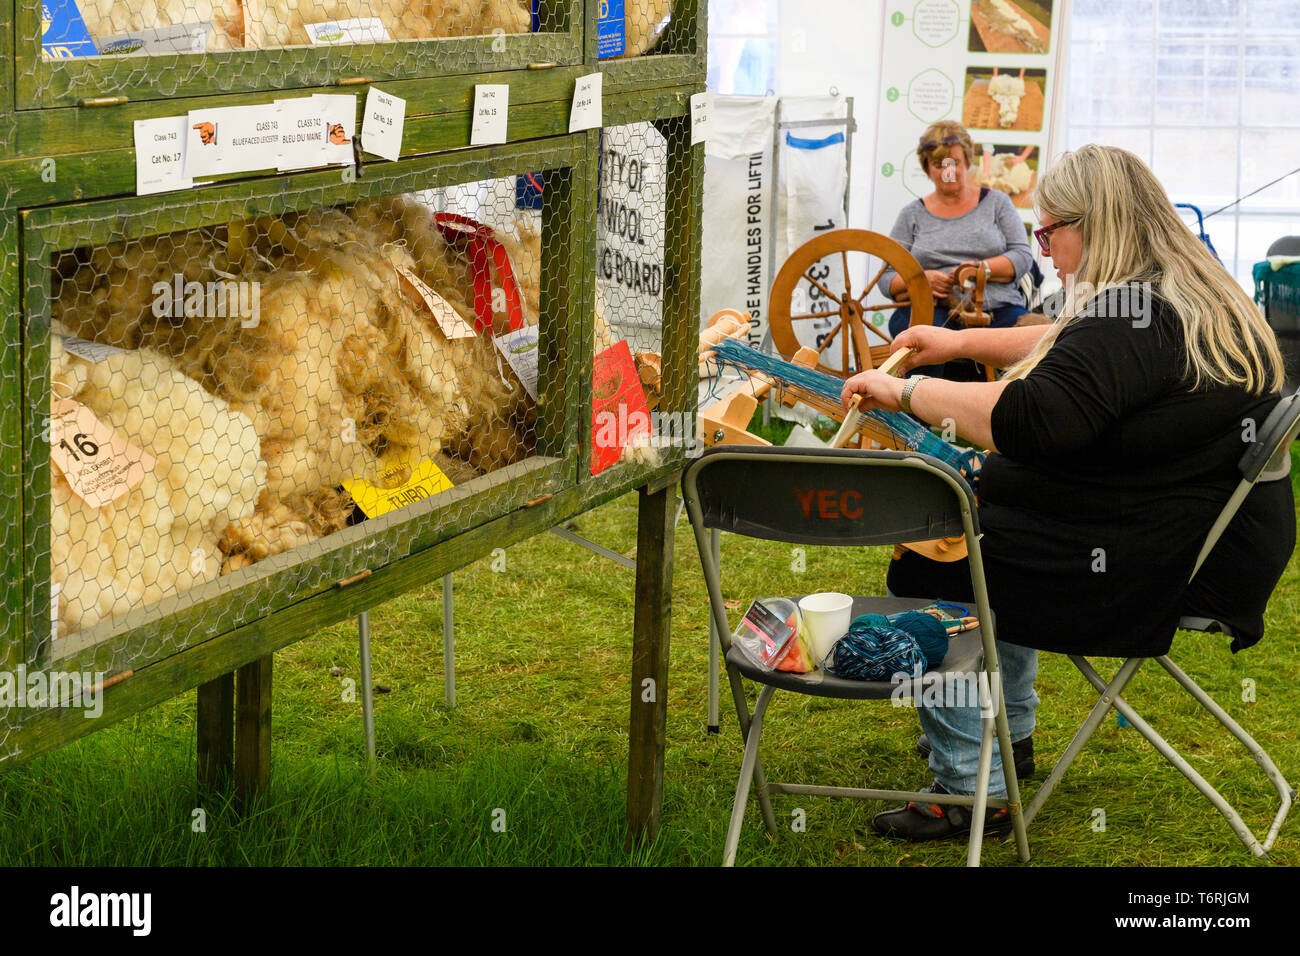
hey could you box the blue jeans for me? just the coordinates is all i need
[918,639,1039,797]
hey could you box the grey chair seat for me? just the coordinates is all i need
[683,445,1032,866]
[726,595,985,700]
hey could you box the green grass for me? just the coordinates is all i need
[1,457,1298,867]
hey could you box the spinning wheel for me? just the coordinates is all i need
[767,229,933,378]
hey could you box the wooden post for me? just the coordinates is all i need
[626,483,675,849]
[235,655,273,803]
[196,672,234,790]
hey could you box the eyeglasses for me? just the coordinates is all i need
[1033,219,1077,254]
[920,134,963,152]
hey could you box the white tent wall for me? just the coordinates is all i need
[776,2,883,237]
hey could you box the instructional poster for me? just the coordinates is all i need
[870,1,1070,253]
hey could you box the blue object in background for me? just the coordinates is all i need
[597,0,626,58]
[515,172,544,210]
[785,131,845,151]
[531,0,539,32]
[1175,203,1221,265]
[1117,711,1132,728]
[40,0,99,59]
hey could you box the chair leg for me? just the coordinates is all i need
[723,684,776,867]
[1028,655,1291,858]
[724,666,779,838]
[706,529,721,734]
[1024,657,1143,826]
[1154,655,1293,854]
[752,757,781,837]
[1104,694,1270,856]
[965,712,996,867]
[986,667,1032,863]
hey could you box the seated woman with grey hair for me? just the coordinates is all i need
[841,144,1293,841]
[879,122,1036,379]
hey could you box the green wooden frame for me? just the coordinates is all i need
[0,65,704,847]
[1,452,684,766]
[15,1,584,108]
[577,85,702,499]
[0,67,584,207]
[17,136,588,685]
[0,188,21,683]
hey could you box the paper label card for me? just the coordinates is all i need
[60,336,129,362]
[362,87,406,162]
[313,93,358,166]
[99,21,212,55]
[590,340,651,475]
[569,73,603,132]
[184,104,282,178]
[690,91,713,146]
[397,267,477,339]
[134,115,194,196]
[50,399,156,509]
[343,451,454,518]
[276,96,326,171]
[493,326,540,401]
[470,85,510,146]
[306,18,391,44]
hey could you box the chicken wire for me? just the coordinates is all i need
[25,0,684,103]
[588,119,686,484]
[15,153,590,701]
[0,187,22,764]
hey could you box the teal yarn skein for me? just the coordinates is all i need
[887,611,950,669]
[825,611,951,680]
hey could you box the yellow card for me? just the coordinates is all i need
[343,452,454,518]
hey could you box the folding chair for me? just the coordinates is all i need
[682,445,1032,866]
[1023,388,1300,856]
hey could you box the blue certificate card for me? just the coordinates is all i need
[41,0,99,59]
[597,0,626,59]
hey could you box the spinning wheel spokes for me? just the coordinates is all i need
[801,272,843,306]
[768,229,933,378]
[863,261,891,303]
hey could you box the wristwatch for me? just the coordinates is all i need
[900,375,928,416]
[982,259,993,280]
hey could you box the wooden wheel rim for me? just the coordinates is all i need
[767,229,932,378]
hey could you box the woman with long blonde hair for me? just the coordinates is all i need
[840,144,1293,842]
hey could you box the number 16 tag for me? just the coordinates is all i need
[50,399,156,508]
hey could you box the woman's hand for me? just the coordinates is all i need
[891,325,963,372]
[840,369,906,414]
[924,269,954,299]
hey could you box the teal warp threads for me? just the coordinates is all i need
[708,339,985,483]
[825,610,951,681]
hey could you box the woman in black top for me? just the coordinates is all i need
[838,144,1292,841]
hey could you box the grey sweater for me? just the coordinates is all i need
[878,189,1035,309]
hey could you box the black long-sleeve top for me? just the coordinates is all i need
[974,286,1293,656]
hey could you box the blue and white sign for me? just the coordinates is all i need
[597,0,626,59]
[40,0,98,60]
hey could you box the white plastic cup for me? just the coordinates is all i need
[798,592,854,666]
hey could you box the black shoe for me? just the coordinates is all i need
[870,781,1013,841]
[915,734,1035,779]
